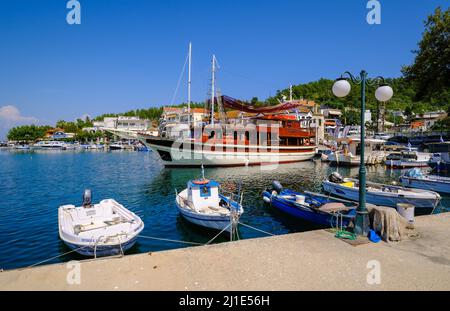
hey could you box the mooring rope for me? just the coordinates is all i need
[205,223,232,245]
[137,235,203,246]
[20,220,278,270]
[22,245,90,270]
[238,221,275,236]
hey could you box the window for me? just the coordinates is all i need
[200,186,211,198]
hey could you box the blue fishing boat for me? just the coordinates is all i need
[262,181,357,227]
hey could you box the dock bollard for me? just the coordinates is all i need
[396,203,415,224]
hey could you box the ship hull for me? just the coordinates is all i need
[141,136,316,167]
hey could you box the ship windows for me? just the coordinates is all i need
[157,150,172,162]
[200,186,211,198]
[288,138,298,146]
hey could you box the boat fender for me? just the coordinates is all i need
[263,196,271,204]
[272,181,283,194]
[82,189,92,208]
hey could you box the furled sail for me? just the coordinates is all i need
[213,95,311,114]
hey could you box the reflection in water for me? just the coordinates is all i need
[0,150,448,270]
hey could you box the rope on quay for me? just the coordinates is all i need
[432,201,449,215]
[22,245,90,270]
[238,221,275,237]
[205,223,232,245]
[137,235,203,246]
[20,223,275,270]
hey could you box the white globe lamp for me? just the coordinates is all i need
[332,78,351,98]
[375,85,394,102]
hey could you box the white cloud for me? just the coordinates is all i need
[0,105,39,140]
[78,113,91,121]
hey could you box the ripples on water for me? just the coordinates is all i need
[0,149,448,270]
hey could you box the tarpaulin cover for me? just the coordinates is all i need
[213,95,308,114]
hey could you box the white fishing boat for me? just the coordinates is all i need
[322,172,441,209]
[385,151,431,168]
[175,167,244,233]
[58,190,144,257]
[400,168,450,194]
[327,138,387,166]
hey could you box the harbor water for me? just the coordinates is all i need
[0,149,448,270]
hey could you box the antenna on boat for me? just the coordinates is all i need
[188,42,192,128]
[289,83,293,102]
[211,54,216,127]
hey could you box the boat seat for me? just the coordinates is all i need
[318,203,352,213]
[197,206,229,216]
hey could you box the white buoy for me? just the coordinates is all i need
[396,203,415,224]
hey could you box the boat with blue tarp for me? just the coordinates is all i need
[262,181,357,227]
[400,168,450,194]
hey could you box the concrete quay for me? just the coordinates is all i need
[1,213,449,291]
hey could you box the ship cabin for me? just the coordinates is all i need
[197,116,315,147]
[187,179,221,210]
[339,138,386,157]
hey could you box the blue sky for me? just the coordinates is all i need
[0,0,448,138]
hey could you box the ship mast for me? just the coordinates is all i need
[289,83,293,102]
[211,54,216,127]
[188,42,192,127]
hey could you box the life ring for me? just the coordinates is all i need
[192,179,210,185]
[305,139,310,145]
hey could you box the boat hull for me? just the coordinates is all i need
[328,153,385,166]
[142,136,315,167]
[262,191,354,227]
[385,160,429,168]
[400,176,450,194]
[322,181,439,209]
[63,236,139,257]
[176,202,234,233]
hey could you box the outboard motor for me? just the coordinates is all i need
[271,181,283,194]
[329,172,344,183]
[82,189,92,208]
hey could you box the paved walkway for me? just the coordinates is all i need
[1,213,449,290]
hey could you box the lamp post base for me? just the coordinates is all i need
[354,210,370,237]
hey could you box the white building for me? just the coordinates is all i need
[92,116,151,131]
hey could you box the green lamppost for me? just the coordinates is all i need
[332,71,393,236]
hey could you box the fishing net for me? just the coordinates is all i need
[367,204,416,242]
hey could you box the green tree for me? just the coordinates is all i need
[7,125,52,142]
[402,7,450,104]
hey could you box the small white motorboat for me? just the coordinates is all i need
[322,172,441,209]
[34,141,65,149]
[109,142,126,150]
[58,190,144,257]
[400,168,450,194]
[14,144,30,150]
[175,168,244,233]
[89,144,104,150]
